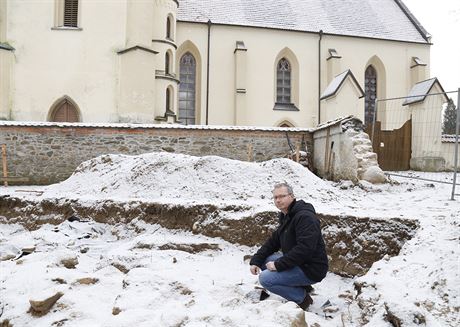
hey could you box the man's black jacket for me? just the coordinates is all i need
[250,199,328,282]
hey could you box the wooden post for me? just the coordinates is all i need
[327,141,334,175]
[295,144,300,163]
[324,128,330,172]
[247,143,253,162]
[330,152,336,180]
[2,144,7,187]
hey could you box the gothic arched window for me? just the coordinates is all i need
[276,58,291,104]
[364,65,377,125]
[179,53,196,125]
[165,52,170,74]
[166,88,171,112]
[166,16,172,39]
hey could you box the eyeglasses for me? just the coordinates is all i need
[272,194,291,200]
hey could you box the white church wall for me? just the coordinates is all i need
[177,24,320,127]
[175,22,208,124]
[321,79,364,123]
[176,23,430,128]
[118,49,157,123]
[7,0,126,122]
[126,0,155,48]
[322,36,430,101]
[0,50,13,120]
[322,36,429,130]
[3,1,431,128]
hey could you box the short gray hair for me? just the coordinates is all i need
[272,182,294,196]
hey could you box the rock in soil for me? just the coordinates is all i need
[74,277,99,285]
[60,257,78,269]
[28,292,64,316]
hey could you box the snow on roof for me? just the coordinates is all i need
[177,0,429,43]
[320,70,364,100]
[0,121,312,132]
[402,77,448,106]
[312,115,360,132]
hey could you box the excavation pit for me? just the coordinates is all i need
[0,195,418,277]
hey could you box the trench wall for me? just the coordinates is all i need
[0,196,418,277]
[0,122,312,184]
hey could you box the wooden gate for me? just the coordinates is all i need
[365,119,411,171]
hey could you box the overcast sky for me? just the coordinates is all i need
[403,0,460,103]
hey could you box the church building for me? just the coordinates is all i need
[0,0,432,128]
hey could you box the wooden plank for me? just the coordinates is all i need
[403,119,412,170]
[327,141,334,176]
[295,144,300,163]
[330,152,336,180]
[247,143,253,162]
[2,144,7,187]
[0,177,30,182]
[324,128,330,172]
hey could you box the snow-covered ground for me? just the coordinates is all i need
[0,153,459,326]
[0,220,352,326]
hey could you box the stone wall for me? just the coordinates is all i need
[313,116,385,183]
[0,122,312,185]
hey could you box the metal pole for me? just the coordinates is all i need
[375,90,458,102]
[318,30,323,125]
[451,88,460,200]
[387,172,459,186]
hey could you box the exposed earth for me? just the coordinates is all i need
[0,153,458,326]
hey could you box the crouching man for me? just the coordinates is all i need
[249,182,328,310]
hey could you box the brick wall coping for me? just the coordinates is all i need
[0,121,312,132]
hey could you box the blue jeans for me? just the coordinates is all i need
[258,253,314,304]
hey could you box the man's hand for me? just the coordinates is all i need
[250,265,261,275]
[266,261,277,271]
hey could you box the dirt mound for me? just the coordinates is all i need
[39,152,335,206]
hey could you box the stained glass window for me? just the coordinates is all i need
[179,53,196,125]
[365,65,377,125]
[276,58,291,104]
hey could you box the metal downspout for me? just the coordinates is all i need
[206,19,212,125]
[318,30,323,125]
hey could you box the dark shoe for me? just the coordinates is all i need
[304,285,314,294]
[298,293,313,310]
[259,289,270,301]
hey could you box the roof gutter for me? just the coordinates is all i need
[177,20,431,45]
